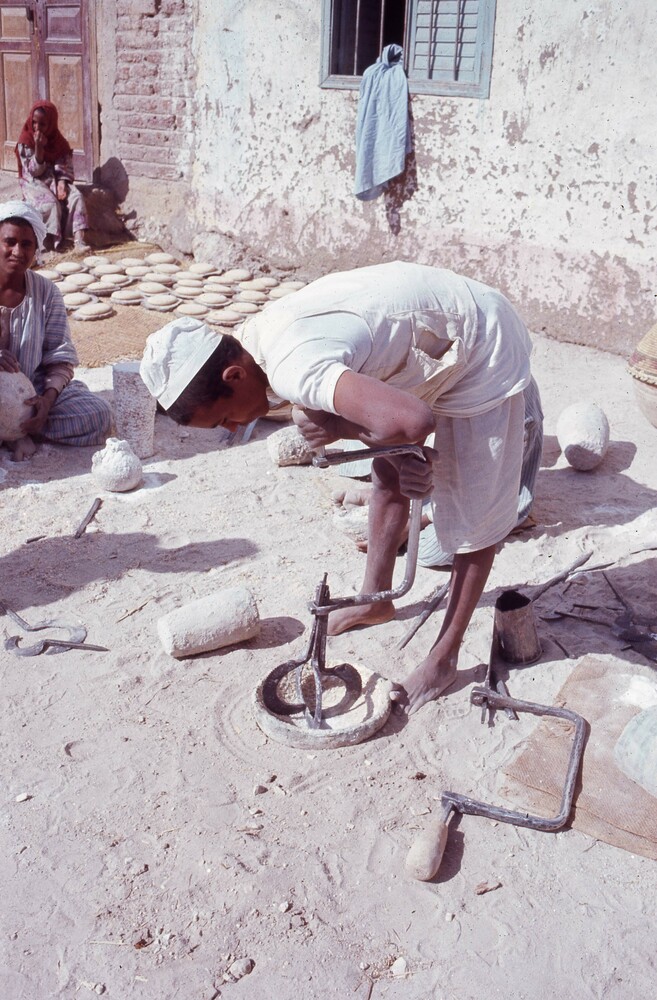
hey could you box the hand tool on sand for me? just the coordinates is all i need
[542,570,657,664]
[398,540,594,655]
[0,599,108,656]
[253,444,428,749]
[74,497,102,538]
[397,580,450,650]
[405,554,602,880]
[405,623,587,881]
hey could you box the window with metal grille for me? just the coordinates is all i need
[320,0,497,98]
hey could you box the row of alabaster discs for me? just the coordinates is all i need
[35,251,306,324]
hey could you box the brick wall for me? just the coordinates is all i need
[113,0,195,182]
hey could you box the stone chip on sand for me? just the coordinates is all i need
[0,371,37,441]
[226,958,255,982]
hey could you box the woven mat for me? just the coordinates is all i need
[29,242,171,368]
[69,308,169,368]
[500,654,657,859]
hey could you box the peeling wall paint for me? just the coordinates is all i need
[105,0,657,355]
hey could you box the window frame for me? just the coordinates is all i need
[319,0,497,99]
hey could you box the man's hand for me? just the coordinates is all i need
[291,406,339,450]
[0,349,20,373]
[20,390,56,437]
[391,446,438,499]
[33,128,46,161]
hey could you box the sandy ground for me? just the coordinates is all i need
[1,331,657,1000]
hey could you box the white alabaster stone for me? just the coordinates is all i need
[91,437,143,492]
[266,426,314,467]
[157,587,260,657]
[556,402,610,470]
[0,371,36,441]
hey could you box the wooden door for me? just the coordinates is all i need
[0,0,94,181]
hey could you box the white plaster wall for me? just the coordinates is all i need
[193,1,656,352]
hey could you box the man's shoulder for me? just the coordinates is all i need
[27,268,64,303]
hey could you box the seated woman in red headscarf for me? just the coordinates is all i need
[15,100,90,252]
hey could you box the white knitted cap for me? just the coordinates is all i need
[140,317,223,410]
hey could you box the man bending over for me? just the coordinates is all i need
[140,262,543,715]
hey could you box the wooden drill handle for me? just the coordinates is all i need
[405,816,449,881]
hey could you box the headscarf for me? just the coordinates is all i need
[15,100,72,178]
[0,199,47,250]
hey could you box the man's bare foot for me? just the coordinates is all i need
[399,650,458,715]
[8,435,37,461]
[327,599,395,636]
[331,484,372,509]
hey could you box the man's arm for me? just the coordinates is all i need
[293,369,435,448]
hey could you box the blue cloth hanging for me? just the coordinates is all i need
[354,44,412,201]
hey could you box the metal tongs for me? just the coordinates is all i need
[0,599,108,656]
